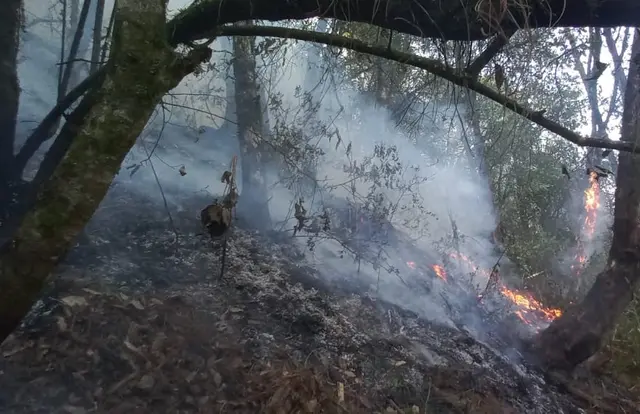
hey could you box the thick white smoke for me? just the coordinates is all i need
[19,4,503,327]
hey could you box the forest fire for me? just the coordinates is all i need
[572,170,602,275]
[499,286,562,325]
[584,170,601,234]
[406,253,563,329]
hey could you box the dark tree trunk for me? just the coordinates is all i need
[90,0,105,74]
[219,36,236,133]
[232,26,272,231]
[59,0,91,103]
[534,29,640,370]
[0,0,23,226]
[0,0,212,343]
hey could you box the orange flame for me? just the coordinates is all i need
[406,254,561,328]
[573,171,601,276]
[583,171,601,236]
[432,264,447,281]
[449,252,490,278]
[499,286,562,325]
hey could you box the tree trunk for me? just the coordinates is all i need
[534,29,640,370]
[232,25,272,231]
[0,0,23,225]
[219,36,237,133]
[0,0,211,343]
[59,0,91,102]
[90,0,105,74]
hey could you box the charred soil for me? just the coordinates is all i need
[0,188,638,413]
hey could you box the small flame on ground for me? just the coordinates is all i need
[405,254,561,329]
[432,264,447,281]
[499,286,562,326]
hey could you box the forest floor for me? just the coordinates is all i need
[0,191,639,413]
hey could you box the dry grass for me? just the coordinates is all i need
[607,297,640,383]
[0,282,410,413]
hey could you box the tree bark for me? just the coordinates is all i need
[59,0,91,102]
[90,0,105,74]
[534,29,640,370]
[232,25,272,231]
[167,0,640,47]
[0,0,211,343]
[0,0,23,222]
[218,36,237,133]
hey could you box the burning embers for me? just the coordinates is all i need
[406,253,562,330]
[431,264,447,281]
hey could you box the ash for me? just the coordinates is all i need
[0,185,636,413]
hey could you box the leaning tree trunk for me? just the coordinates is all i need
[0,0,211,343]
[534,29,640,370]
[232,25,272,231]
[0,0,23,224]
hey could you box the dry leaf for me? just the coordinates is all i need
[61,296,88,307]
[151,333,166,354]
[129,299,144,310]
[306,399,318,411]
[2,345,26,358]
[212,370,222,386]
[81,288,101,296]
[343,370,356,378]
[229,307,243,313]
[136,374,155,390]
[56,316,68,332]
[393,360,406,367]
[337,382,344,403]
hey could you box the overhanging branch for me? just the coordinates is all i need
[167,0,640,47]
[218,25,636,153]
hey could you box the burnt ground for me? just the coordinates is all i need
[0,186,639,413]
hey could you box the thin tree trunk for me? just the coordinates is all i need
[99,1,117,64]
[59,0,91,99]
[0,0,211,343]
[58,0,67,100]
[0,0,23,222]
[534,29,640,370]
[232,24,272,231]
[219,35,236,132]
[90,0,105,73]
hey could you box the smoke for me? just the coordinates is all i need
[251,37,501,324]
[18,7,503,330]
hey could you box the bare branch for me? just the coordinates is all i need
[466,30,514,77]
[218,25,637,153]
[14,69,107,173]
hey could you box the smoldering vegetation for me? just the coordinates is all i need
[0,5,635,414]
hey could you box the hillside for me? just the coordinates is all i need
[0,184,638,413]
